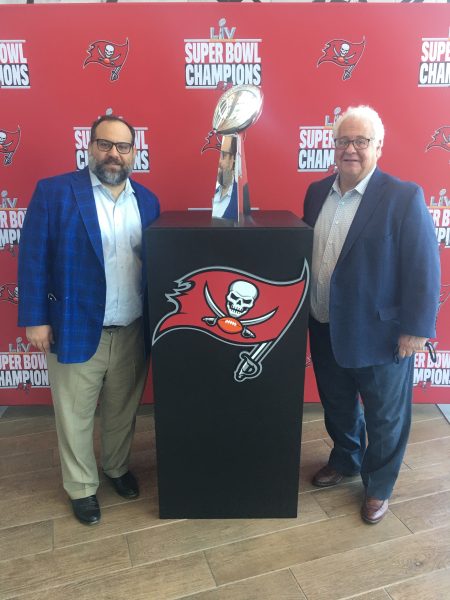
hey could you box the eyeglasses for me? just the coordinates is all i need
[334,137,374,150]
[94,139,133,154]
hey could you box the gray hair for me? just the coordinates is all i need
[333,105,385,147]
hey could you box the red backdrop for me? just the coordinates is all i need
[0,3,448,404]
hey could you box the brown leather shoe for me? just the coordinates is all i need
[312,465,344,487]
[361,496,389,524]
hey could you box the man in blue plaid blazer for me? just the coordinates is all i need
[18,115,160,525]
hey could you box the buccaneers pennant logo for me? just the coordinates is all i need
[317,38,365,80]
[153,262,309,382]
[0,127,20,166]
[440,283,450,312]
[426,126,450,153]
[0,283,18,304]
[83,39,129,81]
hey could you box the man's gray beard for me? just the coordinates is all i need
[88,154,133,186]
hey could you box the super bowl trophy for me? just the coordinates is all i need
[210,85,263,223]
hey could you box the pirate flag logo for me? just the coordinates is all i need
[201,130,223,154]
[83,39,129,81]
[0,127,20,166]
[216,80,234,92]
[317,38,365,80]
[153,261,309,382]
[439,283,450,312]
[0,283,19,304]
[426,126,450,153]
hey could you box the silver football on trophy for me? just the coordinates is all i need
[212,85,263,135]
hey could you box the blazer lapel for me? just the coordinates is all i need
[71,168,104,266]
[337,168,386,266]
[131,181,147,228]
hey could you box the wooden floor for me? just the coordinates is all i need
[1,403,450,600]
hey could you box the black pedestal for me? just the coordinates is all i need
[146,211,313,518]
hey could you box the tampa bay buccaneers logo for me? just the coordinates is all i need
[426,126,450,153]
[0,283,18,304]
[317,38,365,80]
[440,283,450,312]
[201,130,222,154]
[83,39,129,81]
[153,262,309,382]
[0,127,20,166]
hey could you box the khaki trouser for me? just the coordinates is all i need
[47,318,147,499]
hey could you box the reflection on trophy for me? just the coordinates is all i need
[211,85,263,222]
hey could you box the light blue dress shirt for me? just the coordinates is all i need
[310,167,376,323]
[90,171,143,326]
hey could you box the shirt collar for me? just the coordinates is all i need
[214,182,233,204]
[332,166,377,197]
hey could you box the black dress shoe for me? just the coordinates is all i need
[104,471,139,499]
[71,495,101,525]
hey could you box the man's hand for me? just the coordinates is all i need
[26,325,54,353]
[397,334,427,359]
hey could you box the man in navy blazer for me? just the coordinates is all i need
[303,105,440,524]
[18,115,160,525]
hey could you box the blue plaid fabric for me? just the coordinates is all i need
[18,167,160,363]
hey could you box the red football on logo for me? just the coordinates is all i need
[217,317,243,334]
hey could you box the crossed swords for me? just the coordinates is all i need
[201,283,278,381]
[97,48,123,80]
[1,144,14,166]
